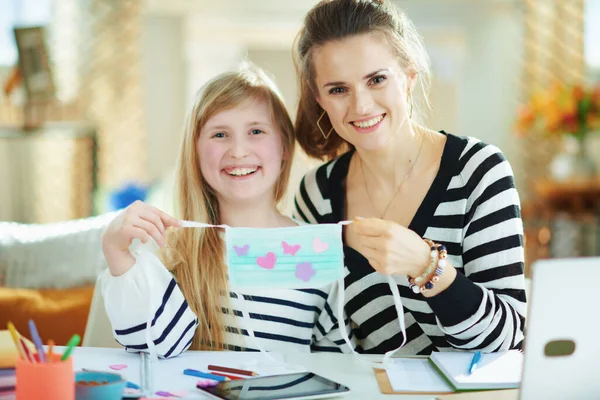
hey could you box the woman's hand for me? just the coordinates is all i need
[350,218,430,278]
[102,201,181,276]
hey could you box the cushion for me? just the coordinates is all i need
[0,285,94,345]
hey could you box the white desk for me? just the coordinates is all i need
[284,352,433,400]
[62,347,435,399]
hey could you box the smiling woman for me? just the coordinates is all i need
[293,0,526,356]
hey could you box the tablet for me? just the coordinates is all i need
[197,372,351,400]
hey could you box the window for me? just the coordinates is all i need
[585,0,600,75]
[0,0,52,66]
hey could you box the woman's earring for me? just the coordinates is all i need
[317,111,334,140]
[407,90,414,120]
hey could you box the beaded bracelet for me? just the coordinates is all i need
[409,239,448,294]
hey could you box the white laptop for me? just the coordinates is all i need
[520,257,600,400]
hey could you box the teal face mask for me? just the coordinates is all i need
[176,220,406,369]
[225,223,345,290]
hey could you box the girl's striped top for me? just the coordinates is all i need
[101,244,354,358]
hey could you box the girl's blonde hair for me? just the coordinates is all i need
[162,65,295,350]
[293,0,431,160]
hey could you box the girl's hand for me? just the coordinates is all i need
[350,218,430,278]
[102,201,181,276]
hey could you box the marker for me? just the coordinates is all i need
[183,369,227,382]
[28,320,45,363]
[7,322,25,360]
[61,334,81,361]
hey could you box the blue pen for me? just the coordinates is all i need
[468,351,482,375]
[183,369,227,382]
[28,319,45,363]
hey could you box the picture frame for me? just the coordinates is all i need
[13,26,55,102]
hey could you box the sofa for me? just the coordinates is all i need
[0,212,118,345]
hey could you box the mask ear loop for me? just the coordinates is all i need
[336,276,406,369]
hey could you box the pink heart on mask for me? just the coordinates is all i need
[109,364,128,370]
[312,237,329,253]
[256,252,276,269]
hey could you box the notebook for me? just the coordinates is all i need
[0,331,18,369]
[382,350,523,394]
[430,350,523,391]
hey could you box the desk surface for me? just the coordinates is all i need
[284,352,431,400]
[64,347,433,399]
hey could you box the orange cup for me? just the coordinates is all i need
[16,354,74,400]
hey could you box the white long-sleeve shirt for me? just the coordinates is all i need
[101,245,354,358]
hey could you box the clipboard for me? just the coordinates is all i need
[373,368,454,395]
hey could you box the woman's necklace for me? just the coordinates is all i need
[359,134,425,219]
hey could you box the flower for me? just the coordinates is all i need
[515,82,600,140]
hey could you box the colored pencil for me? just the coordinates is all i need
[207,364,258,377]
[211,371,245,380]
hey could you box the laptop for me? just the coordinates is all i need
[520,257,600,400]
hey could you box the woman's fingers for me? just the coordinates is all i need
[352,218,396,237]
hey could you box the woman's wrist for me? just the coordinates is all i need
[408,238,457,297]
[407,238,432,278]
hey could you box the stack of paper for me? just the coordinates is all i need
[430,350,523,391]
[385,350,523,394]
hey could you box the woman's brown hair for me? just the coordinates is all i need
[161,65,295,350]
[294,0,431,160]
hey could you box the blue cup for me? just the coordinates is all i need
[75,371,126,400]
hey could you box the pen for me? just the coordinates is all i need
[183,369,228,382]
[468,351,482,375]
[28,320,46,363]
[207,364,258,377]
[7,322,25,360]
[61,334,81,361]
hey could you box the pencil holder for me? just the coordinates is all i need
[16,354,74,400]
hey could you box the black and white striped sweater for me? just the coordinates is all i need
[293,132,527,355]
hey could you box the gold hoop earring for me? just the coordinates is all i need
[407,90,414,119]
[317,111,334,140]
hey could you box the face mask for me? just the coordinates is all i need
[168,220,406,369]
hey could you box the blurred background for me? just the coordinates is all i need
[0,0,599,344]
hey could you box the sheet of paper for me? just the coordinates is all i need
[386,358,453,393]
[60,347,304,398]
[430,350,522,390]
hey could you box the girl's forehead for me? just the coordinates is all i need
[203,97,273,129]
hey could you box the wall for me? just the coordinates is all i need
[140,15,186,183]
[399,0,524,164]
[139,0,525,208]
